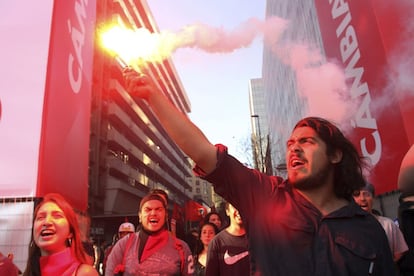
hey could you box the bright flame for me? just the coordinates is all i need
[100,25,171,70]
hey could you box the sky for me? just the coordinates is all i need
[145,1,267,164]
[143,1,414,148]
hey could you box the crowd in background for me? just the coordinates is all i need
[7,67,414,275]
[3,139,412,276]
[7,159,414,276]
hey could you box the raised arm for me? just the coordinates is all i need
[123,68,217,174]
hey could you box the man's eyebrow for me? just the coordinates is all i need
[287,136,313,142]
[286,138,295,145]
[144,206,163,209]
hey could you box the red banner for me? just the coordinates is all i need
[37,0,96,210]
[185,200,207,222]
[370,0,414,144]
[172,203,185,222]
[314,0,411,194]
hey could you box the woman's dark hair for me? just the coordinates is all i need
[294,117,368,200]
[204,211,222,226]
[23,193,88,276]
[194,222,219,260]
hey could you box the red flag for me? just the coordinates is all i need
[185,200,206,222]
[172,203,184,222]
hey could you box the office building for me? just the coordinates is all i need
[89,0,194,240]
[263,0,413,218]
[249,78,272,174]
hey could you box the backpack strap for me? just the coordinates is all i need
[172,234,185,274]
[113,233,135,274]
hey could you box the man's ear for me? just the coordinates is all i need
[330,149,343,164]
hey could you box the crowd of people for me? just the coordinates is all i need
[14,182,414,276]
[15,143,414,276]
[96,198,250,276]
[12,66,414,275]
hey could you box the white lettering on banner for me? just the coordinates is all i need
[330,0,382,165]
[67,0,88,94]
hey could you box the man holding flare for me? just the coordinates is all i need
[121,67,395,275]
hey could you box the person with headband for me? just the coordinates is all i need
[105,193,194,275]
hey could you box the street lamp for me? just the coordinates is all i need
[251,114,264,172]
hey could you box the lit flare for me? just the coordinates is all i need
[99,25,173,70]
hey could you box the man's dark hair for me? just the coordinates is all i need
[150,188,169,204]
[294,117,367,200]
[363,182,376,197]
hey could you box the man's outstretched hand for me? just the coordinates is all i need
[122,68,156,101]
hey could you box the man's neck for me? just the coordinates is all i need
[297,186,348,216]
[226,224,246,236]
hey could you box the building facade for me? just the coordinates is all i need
[89,0,195,241]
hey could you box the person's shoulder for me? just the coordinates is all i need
[112,232,137,251]
[376,215,395,223]
[376,215,400,229]
[170,235,193,259]
[341,209,383,235]
[119,232,138,243]
[76,263,99,276]
[104,244,113,254]
[208,228,229,244]
[174,236,190,249]
[213,229,227,238]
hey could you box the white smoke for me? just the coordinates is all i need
[147,16,351,125]
[151,16,288,55]
[171,17,352,125]
[272,42,351,126]
[368,0,414,122]
[386,4,414,97]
